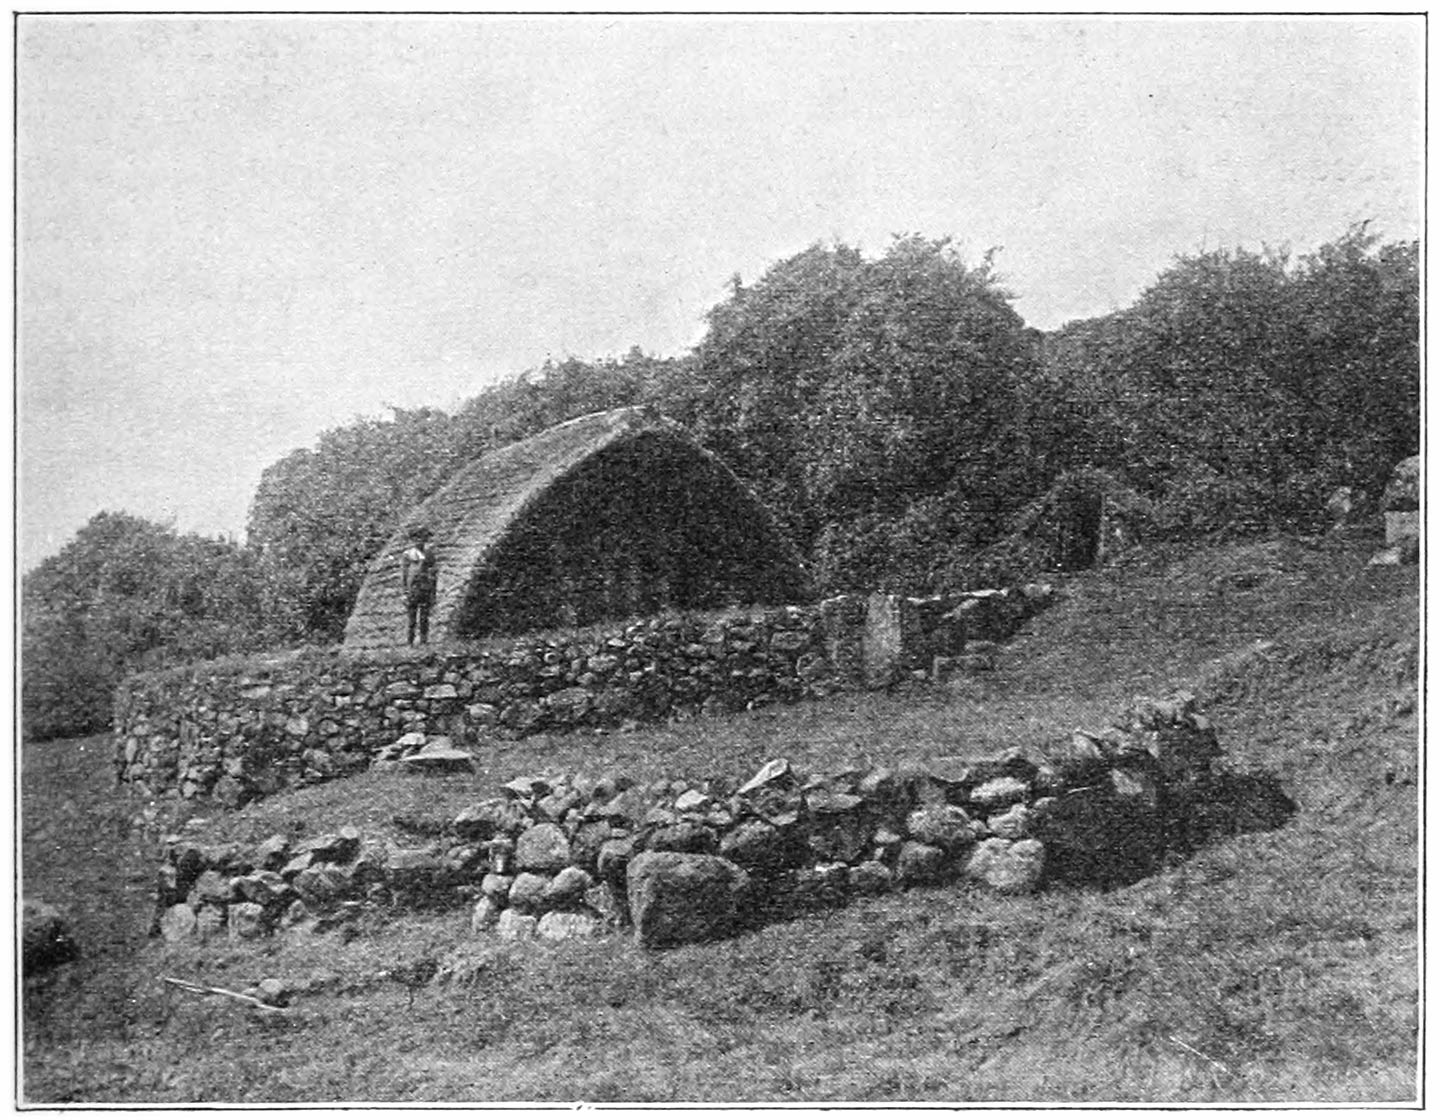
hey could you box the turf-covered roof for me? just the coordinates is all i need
[343,406,810,647]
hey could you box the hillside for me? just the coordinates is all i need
[21,534,1419,1103]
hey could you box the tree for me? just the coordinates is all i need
[22,512,298,740]
[688,236,1045,591]
[247,350,695,640]
[246,407,462,639]
[1041,227,1419,536]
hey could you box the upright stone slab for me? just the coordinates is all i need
[863,593,905,688]
[1386,510,1420,548]
[819,593,867,688]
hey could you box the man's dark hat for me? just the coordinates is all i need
[407,524,433,541]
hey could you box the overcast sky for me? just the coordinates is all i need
[18,15,1423,571]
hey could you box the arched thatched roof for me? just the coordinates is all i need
[343,407,810,647]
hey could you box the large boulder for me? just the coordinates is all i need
[23,899,78,974]
[1031,782,1162,886]
[626,851,750,949]
[965,838,1045,894]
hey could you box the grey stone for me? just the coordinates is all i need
[965,837,1045,894]
[503,775,550,800]
[189,869,234,906]
[516,823,571,872]
[896,840,946,885]
[298,829,361,864]
[228,902,267,939]
[848,860,893,895]
[718,819,788,872]
[675,789,710,813]
[254,978,289,1007]
[470,896,501,932]
[538,788,582,821]
[480,873,513,904]
[871,825,904,864]
[546,687,593,721]
[987,803,1031,840]
[292,863,349,907]
[254,833,291,870]
[584,882,628,928]
[1383,454,1420,511]
[195,905,226,941]
[737,758,792,796]
[970,776,1030,811]
[568,821,616,873]
[279,899,310,929]
[496,909,538,941]
[1147,727,1222,784]
[536,911,603,941]
[906,805,980,851]
[594,786,651,825]
[1109,767,1160,812]
[807,810,871,865]
[788,862,849,911]
[398,744,475,774]
[646,821,717,855]
[596,837,635,881]
[626,851,750,949]
[542,866,594,908]
[453,799,526,840]
[235,870,290,907]
[507,872,549,913]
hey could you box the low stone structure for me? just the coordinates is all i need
[150,691,1290,951]
[115,587,1055,807]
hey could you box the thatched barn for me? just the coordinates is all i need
[342,407,811,647]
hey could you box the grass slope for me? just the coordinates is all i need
[20,535,1419,1103]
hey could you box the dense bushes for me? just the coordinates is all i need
[1042,225,1419,539]
[21,513,300,740]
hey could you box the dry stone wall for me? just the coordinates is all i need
[115,587,1055,807]
[152,691,1272,952]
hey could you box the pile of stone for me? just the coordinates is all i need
[153,690,1228,950]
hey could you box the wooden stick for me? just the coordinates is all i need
[160,975,291,1013]
[1168,1034,1234,1078]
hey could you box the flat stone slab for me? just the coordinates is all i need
[398,745,475,773]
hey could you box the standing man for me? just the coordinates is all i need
[401,525,439,645]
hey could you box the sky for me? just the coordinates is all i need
[17,15,1424,572]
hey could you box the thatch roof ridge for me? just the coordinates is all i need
[344,407,654,646]
[344,406,807,648]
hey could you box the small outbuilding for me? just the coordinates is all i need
[343,407,811,647]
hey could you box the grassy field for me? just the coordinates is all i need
[20,534,1419,1103]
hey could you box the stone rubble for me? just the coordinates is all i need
[149,689,1244,950]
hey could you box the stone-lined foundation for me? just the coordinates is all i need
[152,690,1290,952]
[116,587,1055,807]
